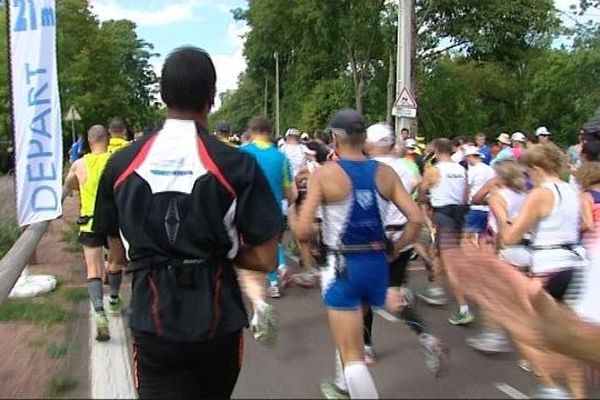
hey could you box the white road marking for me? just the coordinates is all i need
[90,298,137,399]
[374,308,400,322]
[495,382,529,399]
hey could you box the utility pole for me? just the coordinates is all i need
[274,52,280,138]
[264,75,268,116]
[394,0,416,140]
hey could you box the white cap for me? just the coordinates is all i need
[463,145,483,158]
[285,128,300,137]
[535,126,551,136]
[511,132,527,142]
[301,132,310,140]
[405,138,418,149]
[366,123,395,147]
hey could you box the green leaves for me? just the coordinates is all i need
[0,0,160,146]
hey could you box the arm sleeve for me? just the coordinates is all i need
[235,157,284,246]
[92,160,119,237]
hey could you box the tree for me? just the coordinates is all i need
[0,0,160,151]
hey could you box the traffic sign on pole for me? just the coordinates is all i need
[392,87,417,119]
[64,105,81,122]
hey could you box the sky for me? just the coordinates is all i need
[88,0,598,109]
[89,0,248,108]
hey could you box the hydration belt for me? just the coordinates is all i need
[385,224,406,232]
[128,255,215,273]
[529,243,584,259]
[325,241,389,254]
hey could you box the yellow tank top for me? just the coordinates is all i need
[79,152,110,233]
[107,137,130,154]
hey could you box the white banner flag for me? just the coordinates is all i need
[9,0,63,226]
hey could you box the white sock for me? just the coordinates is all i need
[334,350,348,392]
[343,361,379,399]
[460,304,469,314]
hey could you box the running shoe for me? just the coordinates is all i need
[417,287,448,306]
[364,345,377,365]
[448,309,474,326]
[402,287,416,308]
[107,296,124,315]
[278,266,293,289]
[293,271,318,288]
[95,313,110,342]
[267,285,281,298]
[466,331,512,354]
[518,359,533,372]
[418,333,449,377]
[320,380,349,400]
[533,386,572,399]
[251,304,277,346]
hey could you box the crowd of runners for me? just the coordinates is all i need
[63,47,600,399]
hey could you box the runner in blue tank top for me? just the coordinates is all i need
[289,110,423,399]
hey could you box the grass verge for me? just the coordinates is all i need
[0,298,72,325]
[62,222,82,253]
[45,377,78,398]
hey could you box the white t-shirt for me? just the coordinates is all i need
[467,161,496,211]
[374,155,421,226]
[281,143,306,178]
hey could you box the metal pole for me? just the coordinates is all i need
[264,75,268,116]
[274,52,280,137]
[395,0,413,139]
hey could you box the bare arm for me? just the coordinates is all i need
[472,177,500,205]
[235,235,279,272]
[488,193,508,234]
[65,161,80,191]
[417,166,438,204]
[500,188,552,246]
[580,192,594,233]
[288,169,324,242]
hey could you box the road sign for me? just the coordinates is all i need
[64,105,81,122]
[392,87,417,119]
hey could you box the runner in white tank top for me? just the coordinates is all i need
[499,144,586,399]
[418,139,473,326]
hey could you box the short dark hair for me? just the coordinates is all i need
[401,128,409,133]
[582,140,600,162]
[248,116,271,134]
[109,117,127,133]
[160,47,216,113]
[452,136,465,147]
[434,138,453,155]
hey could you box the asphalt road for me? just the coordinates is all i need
[233,265,546,399]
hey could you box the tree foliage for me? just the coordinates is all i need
[212,0,596,144]
[0,0,160,147]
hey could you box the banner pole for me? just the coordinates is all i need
[5,2,18,225]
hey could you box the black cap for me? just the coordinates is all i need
[216,121,231,133]
[329,109,366,136]
[583,107,600,137]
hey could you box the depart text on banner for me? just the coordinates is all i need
[9,0,63,226]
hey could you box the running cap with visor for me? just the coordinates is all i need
[329,109,366,137]
[463,145,483,158]
[535,126,551,136]
[511,132,527,142]
[285,128,301,137]
[496,133,511,145]
[366,123,394,147]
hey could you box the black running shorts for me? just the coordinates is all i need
[78,232,107,248]
[133,330,243,399]
[432,205,467,250]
